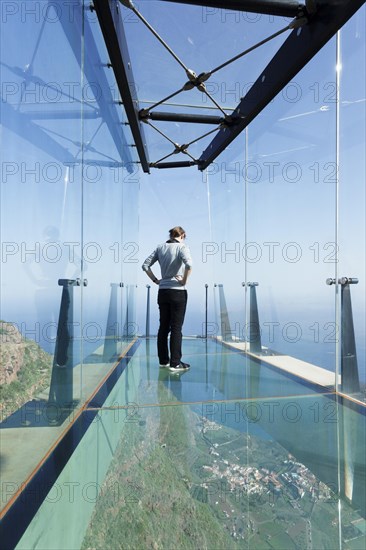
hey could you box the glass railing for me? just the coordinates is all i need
[0,0,140,531]
[210,281,364,401]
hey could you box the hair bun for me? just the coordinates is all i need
[169,226,186,239]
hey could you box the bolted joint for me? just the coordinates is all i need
[183,81,195,91]
[139,108,150,119]
[196,72,211,84]
[173,143,188,154]
[223,114,244,126]
[186,68,197,82]
[58,278,79,287]
[338,277,359,285]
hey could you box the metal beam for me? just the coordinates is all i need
[151,160,198,168]
[94,0,150,173]
[143,111,224,124]
[159,0,305,17]
[198,0,365,170]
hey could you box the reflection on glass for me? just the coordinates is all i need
[0,0,139,526]
[103,283,123,363]
[215,284,234,342]
[79,339,365,550]
[47,279,80,423]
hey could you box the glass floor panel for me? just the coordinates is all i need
[130,338,335,407]
[13,338,366,550]
[82,402,365,550]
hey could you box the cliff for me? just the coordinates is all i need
[0,321,52,417]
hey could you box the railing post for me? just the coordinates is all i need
[204,283,208,338]
[339,277,360,393]
[103,282,123,362]
[125,284,138,338]
[48,278,82,419]
[326,277,361,508]
[146,284,151,337]
[243,282,262,353]
[326,276,360,393]
[214,283,233,342]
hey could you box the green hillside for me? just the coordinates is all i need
[0,321,52,419]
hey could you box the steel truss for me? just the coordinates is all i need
[94,0,365,171]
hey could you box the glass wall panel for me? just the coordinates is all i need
[129,3,289,343]
[0,0,140,525]
[137,169,213,340]
[205,158,247,344]
[121,171,140,340]
[0,0,83,511]
[79,6,137,404]
[245,42,338,386]
[338,6,366,399]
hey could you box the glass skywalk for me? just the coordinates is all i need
[1,1,365,549]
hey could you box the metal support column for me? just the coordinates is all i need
[340,277,360,394]
[243,282,262,353]
[146,284,151,337]
[204,283,208,338]
[125,284,138,338]
[215,284,234,342]
[48,279,82,419]
[326,276,360,393]
[103,282,123,362]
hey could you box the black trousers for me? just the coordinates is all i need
[157,289,187,366]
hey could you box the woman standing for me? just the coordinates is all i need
[142,226,192,371]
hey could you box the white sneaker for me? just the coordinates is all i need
[169,362,190,372]
[159,363,170,368]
